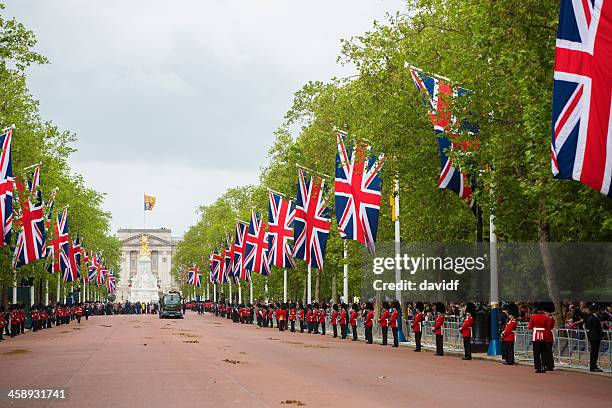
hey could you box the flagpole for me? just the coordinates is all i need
[307,264,312,304]
[206,281,209,300]
[30,283,35,306]
[12,269,17,304]
[487,211,501,355]
[393,176,406,342]
[283,269,287,303]
[238,281,242,304]
[343,241,348,304]
[56,276,60,303]
[264,280,268,302]
[249,280,253,304]
[229,281,232,303]
[213,283,217,303]
[45,278,49,305]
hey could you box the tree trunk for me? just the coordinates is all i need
[331,269,337,304]
[315,269,321,303]
[538,196,563,327]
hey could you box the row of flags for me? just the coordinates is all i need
[0,127,116,293]
[183,0,611,286]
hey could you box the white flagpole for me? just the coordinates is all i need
[307,264,312,303]
[56,276,60,303]
[229,281,232,303]
[12,270,17,304]
[393,177,401,303]
[45,278,49,305]
[249,280,253,304]
[283,269,287,303]
[343,241,348,304]
[30,284,35,306]
[238,281,242,304]
[206,281,209,300]
[213,283,217,303]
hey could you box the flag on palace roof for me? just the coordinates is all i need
[144,194,156,210]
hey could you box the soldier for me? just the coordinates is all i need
[433,302,446,356]
[460,303,475,360]
[501,303,518,365]
[76,303,83,324]
[364,302,374,344]
[389,301,400,347]
[277,303,286,332]
[306,305,313,333]
[319,303,327,335]
[350,303,359,341]
[10,304,19,337]
[32,305,39,332]
[289,303,296,332]
[379,301,390,346]
[268,304,275,328]
[312,303,319,334]
[298,304,305,333]
[528,303,549,373]
[544,302,555,371]
[19,303,26,334]
[339,304,348,339]
[330,304,338,338]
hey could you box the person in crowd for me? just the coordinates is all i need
[339,304,348,339]
[319,303,327,335]
[350,303,359,341]
[583,303,604,372]
[433,302,445,356]
[412,302,425,352]
[528,303,549,373]
[289,303,296,332]
[76,303,83,324]
[298,304,305,333]
[312,303,320,334]
[501,303,518,365]
[389,300,400,347]
[460,303,475,360]
[364,302,374,344]
[379,301,390,346]
[330,304,339,338]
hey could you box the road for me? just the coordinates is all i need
[0,312,610,407]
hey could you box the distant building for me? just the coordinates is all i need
[115,228,181,302]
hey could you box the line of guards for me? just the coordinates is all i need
[0,303,89,341]
[197,299,582,373]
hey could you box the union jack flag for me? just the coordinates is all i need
[552,0,612,196]
[105,271,116,293]
[335,130,385,255]
[88,251,98,284]
[293,169,331,270]
[13,166,47,268]
[83,249,90,284]
[409,67,476,204]
[210,251,222,283]
[233,221,250,282]
[97,259,108,285]
[224,235,238,284]
[69,236,82,280]
[43,189,57,235]
[188,265,202,287]
[244,209,270,276]
[267,191,296,269]
[0,128,14,247]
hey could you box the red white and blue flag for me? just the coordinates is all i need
[293,169,331,270]
[551,0,612,196]
[87,251,98,284]
[210,251,222,284]
[188,265,202,287]
[0,128,14,247]
[267,191,296,269]
[409,67,476,204]
[335,130,385,255]
[69,236,82,280]
[224,235,238,284]
[244,209,271,276]
[13,166,47,268]
[233,221,250,282]
[54,209,76,283]
[105,271,116,293]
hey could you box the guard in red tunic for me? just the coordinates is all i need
[76,303,83,324]
[544,302,555,371]
[350,303,359,341]
[461,303,475,360]
[289,303,296,332]
[433,302,446,356]
[528,303,550,373]
[312,304,320,334]
[389,301,400,347]
[306,306,313,333]
[412,302,425,351]
[31,305,39,332]
[319,304,327,335]
[364,302,375,344]
[298,304,305,333]
[246,304,252,325]
[501,303,518,365]
[379,301,390,346]
[277,304,286,332]
[330,304,339,338]
[10,304,19,337]
[338,304,347,339]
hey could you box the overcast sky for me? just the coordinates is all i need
[4,0,405,236]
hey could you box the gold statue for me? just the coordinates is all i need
[139,234,151,257]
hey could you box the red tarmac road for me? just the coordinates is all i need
[0,312,610,408]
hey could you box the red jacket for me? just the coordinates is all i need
[365,311,374,327]
[501,318,517,342]
[277,309,286,321]
[389,309,399,328]
[305,310,312,322]
[339,311,347,325]
[0,314,5,329]
[319,310,326,323]
[312,310,319,322]
[330,311,338,325]
[411,312,424,332]
[460,314,474,337]
[289,309,296,321]
[246,308,251,317]
[350,311,358,326]
[298,309,304,321]
[544,315,555,342]
[528,312,549,341]
[433,314,445,335]
[379,309,389,327]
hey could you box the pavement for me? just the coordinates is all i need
[0,312,610,408]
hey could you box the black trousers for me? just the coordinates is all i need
[392,327,398,347]
[533,341,547,372]
[32,321,38,332]
[20,322,25,333]
[463,337,472,359]
[352,325,358,341]
[340,324,346,339]
[314,322,319,334]
[381,326,388,345]
[415,331,422,351]
[589,340,601,370]
[502,341,515,364]
[332,324,337,338]
[290,320,295,332]
[320,322,325,335]
[300,320,304,332]
[365,326,373,344]
[11,323,18,337]
[546,342,554,370]
[435,334,444,355]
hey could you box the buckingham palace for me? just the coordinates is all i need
[114,228,181,302]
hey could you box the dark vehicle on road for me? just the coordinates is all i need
[159,292,183,319]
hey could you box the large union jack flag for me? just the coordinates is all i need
[267,191,296,269]
[106,271,116,293]
[552,0,612,196]
[188,265,202,287]
[0,128,14,247]
[224,235,238,284]
[409,67,476,204]
[97,259,108,285]
[244,209,271,276]
[335,130,385,255]
[69,236,82,280]
[210,251,222,284]
[293,169,331,270]
[13,166,47,268]
[88,251,98,284]
[233,221,250,282]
